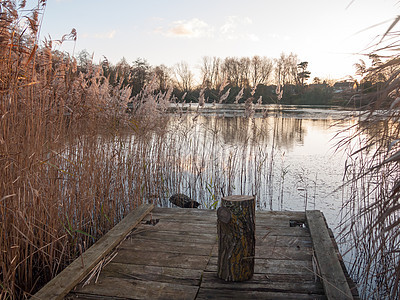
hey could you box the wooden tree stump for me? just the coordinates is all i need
[217,195,255,281]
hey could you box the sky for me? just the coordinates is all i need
[36,0,398,84]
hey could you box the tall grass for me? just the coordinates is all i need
[339,16,400,298]
[0,2,279,297]
[0,1,165,297]
[0,1,347,298]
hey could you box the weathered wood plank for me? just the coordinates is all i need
[206,257,315,276]
[255,226,310,237]
[196,288,327,300]
[306,210,353,300]
[66,294,125,300]
[57,208,355,300]
[111,249,211,270]
[256,210,306,218]
[151,207,215,216]
[200,271,324,294]
[149,221,217,233]
[70,276,198,300]
[119,238,214,256]
[128,228,217,245]
[134,220,309,237]
[95,262,203,286]
[128,228,311,248]
[147,208,306,227]
[32,204,154,300]
[142,214,217,225]
[150,207,306,219]
[257,235,313,248]
[211,245,312,261]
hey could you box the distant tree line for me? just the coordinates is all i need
[76,50,341,106]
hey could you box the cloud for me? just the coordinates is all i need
[94,30,117,39]
[247,33,260,42]
[220,16,258,41]
[158,18,213,38]
[155,16,259,42]
[268,33,291,41]
[81,30,117,39]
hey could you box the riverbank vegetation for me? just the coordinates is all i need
[339,16,400,298]
[91,50,350,107]
[0,1,158,297]
[2,0,400,299]
[0,2,295,297]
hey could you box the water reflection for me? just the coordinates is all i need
[123,105,358,234]
[167,112,337,155]
[147,107,354,228]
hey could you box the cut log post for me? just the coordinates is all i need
[217,195,255,281]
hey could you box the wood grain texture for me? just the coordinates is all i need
[32,203,154,300]
[217,195,255,281]
[61,207,356,299]
[306,210,353,300]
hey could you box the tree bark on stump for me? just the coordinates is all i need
[217,195,255,281]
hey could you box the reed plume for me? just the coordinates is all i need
[339,15,400,298]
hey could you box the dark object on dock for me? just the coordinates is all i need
[217,195,255,282]
[289,219,306,227]
[169,193,201,208]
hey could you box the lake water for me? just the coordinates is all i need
[157,103,358,232]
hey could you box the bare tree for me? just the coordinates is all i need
[250,55,273,87]
[239,57,251,88]
[201,56,223,89]
[274,53,298,86]
[222,57,240,87]
[151,64,171,91]
[174,61,194,92]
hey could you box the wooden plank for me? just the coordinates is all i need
[196,288,327,300]
[206,257,315,276]
[111,248,211,270]
[257,235,313,248]
[95,262,203,286]
[151,207,215,216]
[211,245,312,261]
[147,209,305,227]
[69,276,198,300]
[306,210,353,300]
[119,238,214,256]
[255,226,310,237]
[128,228,217,245]
[142,213,217,225]
[136,220,308,237]
[32,203,154,300]
[150,221,217,233]
[256,210,306,219]
[128,227,312,248]
[200,271,324,294]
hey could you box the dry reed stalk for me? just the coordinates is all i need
[339,15,400,298]
[0,1,151,298]
[0,2,297,298]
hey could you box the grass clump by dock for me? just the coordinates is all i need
[0,1,168,298]
[0,2,281,298]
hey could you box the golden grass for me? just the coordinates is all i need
[339,16,400,298]
[0,2,152,298]
[0,3,275,297]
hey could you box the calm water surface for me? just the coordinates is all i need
[161,104,358,232]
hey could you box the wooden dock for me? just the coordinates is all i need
[34,204,358,300]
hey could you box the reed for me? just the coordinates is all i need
[339,16,400,298]
[0,1,147,297]
[0,2,320,298]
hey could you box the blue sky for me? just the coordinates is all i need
[38,0,397,83]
